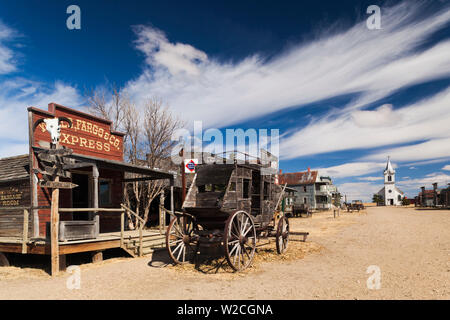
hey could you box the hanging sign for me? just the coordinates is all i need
[184,159,198,173]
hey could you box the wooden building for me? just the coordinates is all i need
[0,103,174,273]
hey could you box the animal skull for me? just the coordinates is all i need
[44,118,61,144]
[33,117,73,146]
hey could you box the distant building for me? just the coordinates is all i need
[416,183,450,207]
[278,168,339,210]
[376,157,404,206]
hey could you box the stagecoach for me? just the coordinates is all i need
[165,160,289,271]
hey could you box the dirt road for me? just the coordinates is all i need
[0,206,448,299]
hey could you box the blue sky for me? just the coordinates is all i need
[0,0,449,201]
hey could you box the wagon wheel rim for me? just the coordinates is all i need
[276,216,289,254]
[224,210,256,272]
[166,216,198,264]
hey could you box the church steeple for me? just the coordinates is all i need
[378,156,404,206]
[384,156,395,184]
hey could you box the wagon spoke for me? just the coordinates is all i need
[232,222,240,238]
[241,216,248,234]
[173,241,184,257]
[225,211,256,272]
[237,246,241,270]
[243,245,251,260]
[166,215,199,265]
[169,239,183,246]
[176,244,185,262]
[229,242,239,256]
[243,224,253,237]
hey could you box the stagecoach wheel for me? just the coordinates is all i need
[0,252,9,267]
[166,216,198,264]
[224,210,256,272]
[276,216,289,254]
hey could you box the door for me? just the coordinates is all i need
[72,173,90,220]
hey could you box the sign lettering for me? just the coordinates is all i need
[37,117,121,153]
[0,187,23,207]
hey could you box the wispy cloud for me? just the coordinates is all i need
[0,20,18,74]
[338,182,382,202]
[0,79,83,144]
[125,1,450,134]
[397,172,450,189]
[0,22,83,156]
[314,161,387,178]
[357,176,383,181]
[442,165,450,171]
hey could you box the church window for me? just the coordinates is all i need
[388,175,392,181]
[389,190,392,193]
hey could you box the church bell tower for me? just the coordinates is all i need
[384,156,396,205]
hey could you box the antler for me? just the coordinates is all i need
[58,117,72,128]
[33,118,46,132]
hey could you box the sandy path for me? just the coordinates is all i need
[0,206,448,299]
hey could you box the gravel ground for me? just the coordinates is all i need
[0,206,448,299]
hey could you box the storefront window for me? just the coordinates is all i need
[99,179,112,206]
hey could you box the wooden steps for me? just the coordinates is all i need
[122,233,166,257]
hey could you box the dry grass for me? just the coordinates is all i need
[0,266,49,280]
[168,238,323,275]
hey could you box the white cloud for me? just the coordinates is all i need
[0,22,82,151]
[363,137,450,162]
[125,2,450,131]
[397,172,450,189]
[133,26,208,76]
[281,85,450,160]
[0,79,83,147]
[352,104,400,128]
[0,142,28,158]
[338,182,381,202]
[357,176,383,181]
[0,20,17,74]
[314,161,387,178]
[442,165,450,171]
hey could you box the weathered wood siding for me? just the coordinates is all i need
[0,179,32,237]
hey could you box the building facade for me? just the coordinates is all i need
[376,157,404,206]
[278,168,339,210]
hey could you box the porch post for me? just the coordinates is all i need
[170,177,174,220]
[92,164,100,236]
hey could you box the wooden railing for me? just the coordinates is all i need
[58,206,147,255]
[0,204,159,257]
[0,206,32,254]
[120,204,146,256]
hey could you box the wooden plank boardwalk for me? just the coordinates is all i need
[0,229,166,256]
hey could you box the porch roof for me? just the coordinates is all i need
[32,147,174,181]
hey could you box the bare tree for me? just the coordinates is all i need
[140,97,184,226]
[86,87,183,230]
[86,84,128,131]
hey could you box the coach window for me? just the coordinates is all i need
[243,179,250,199]
[99,179,112,206]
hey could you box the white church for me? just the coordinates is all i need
[376,157,405,206]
